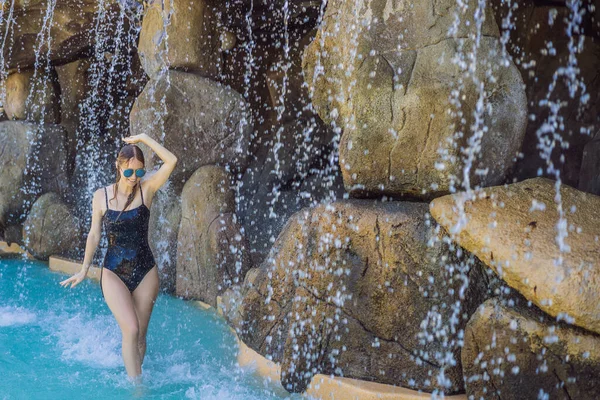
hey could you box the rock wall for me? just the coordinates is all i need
[223,200,492,393]
[464,298,600,399]
[303,0,527,199]
[491,0,600,189]
[2,0,600,397]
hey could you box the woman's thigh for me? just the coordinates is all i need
[132,265,159,336]
[101,268,139,334]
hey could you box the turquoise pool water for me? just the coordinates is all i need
[0,258,297,399]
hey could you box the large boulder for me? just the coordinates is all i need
[137,0,221,79]
[130,70,252,192]
[463,298,600,400]
[22,193,80,260]
[3,69,61,123]
[0,122,68,231]
[303,0,527,199]
[176,166,250,307]
[1,0,140,69]
[430,177,600,335]
[227,200,490,393]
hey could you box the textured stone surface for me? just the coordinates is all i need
[430,177,600,334]
[148,187,181,294]
[303,0,526,199]
[1,0,136,69]
[238,115,343,266]
[208,0,322,35]
[491,1,600,188]
[463,298,600,400]
[176,166,250,307]
[227,200,490,393]
[130,70,252,192]
[4,69,61,123]
[23,193,80,260]
[0,122,68,230]
[138,0,220,78]
[579,130,600,195]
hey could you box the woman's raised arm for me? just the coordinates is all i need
[123,134,178,193]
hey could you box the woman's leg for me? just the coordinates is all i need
[132,265,159,365]
[101,268,141,378]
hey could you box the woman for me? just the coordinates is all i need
[59,133,177,383]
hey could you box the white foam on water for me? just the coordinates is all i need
[41,311,122,369]
[0,305,37,327]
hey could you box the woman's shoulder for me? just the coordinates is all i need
[94,185,112,197]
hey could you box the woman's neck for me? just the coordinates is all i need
[116,182,135,196]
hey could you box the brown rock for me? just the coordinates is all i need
[303,0,526,199]
[230,200,490,393]
[137,0,221,78]
[430,177,600,334]
[22,192,80,260]
[4,69,60,123]
[148,188,181,294]
[176,166,250,307]
[130,70,252,192]
[0,122,68,230]
[463,298,600,400]
[491,2,600,187]
[207,0,322,35]
[1,0,135,69]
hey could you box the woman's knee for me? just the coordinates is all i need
[122,319,140,339]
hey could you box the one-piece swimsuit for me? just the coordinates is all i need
[100,183,156,297]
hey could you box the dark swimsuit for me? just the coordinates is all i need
[100,183,156,297]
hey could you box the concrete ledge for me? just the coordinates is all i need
[305,375,462,400]
[237,335,282,385]
[236,335,466,399]
[193,299,212,310]
[0,241,33,258]
[192,296,223,313]
[48,255,102,281]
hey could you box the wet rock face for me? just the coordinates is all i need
[3,69,61,123]
[148,187,181,294]
[463,298,600,400]
[229,200,489,393]
[138,0,221,79]
[207,0,322,36]
[0,122,68,230]
[1,0,140,69]
[130,70,252,192]
[237,115,344,266]
[22,193,80,260]
[303,0,527,200]
[491,1,600,188]
[579,129,600,195]
[176,166,250,307]
[430,177,600,335]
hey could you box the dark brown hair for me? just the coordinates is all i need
[111,144,145,220]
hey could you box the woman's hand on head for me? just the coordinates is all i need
[59,270,87,289]
[122,134,148,145]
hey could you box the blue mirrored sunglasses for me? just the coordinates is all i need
[123,168,146,178]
